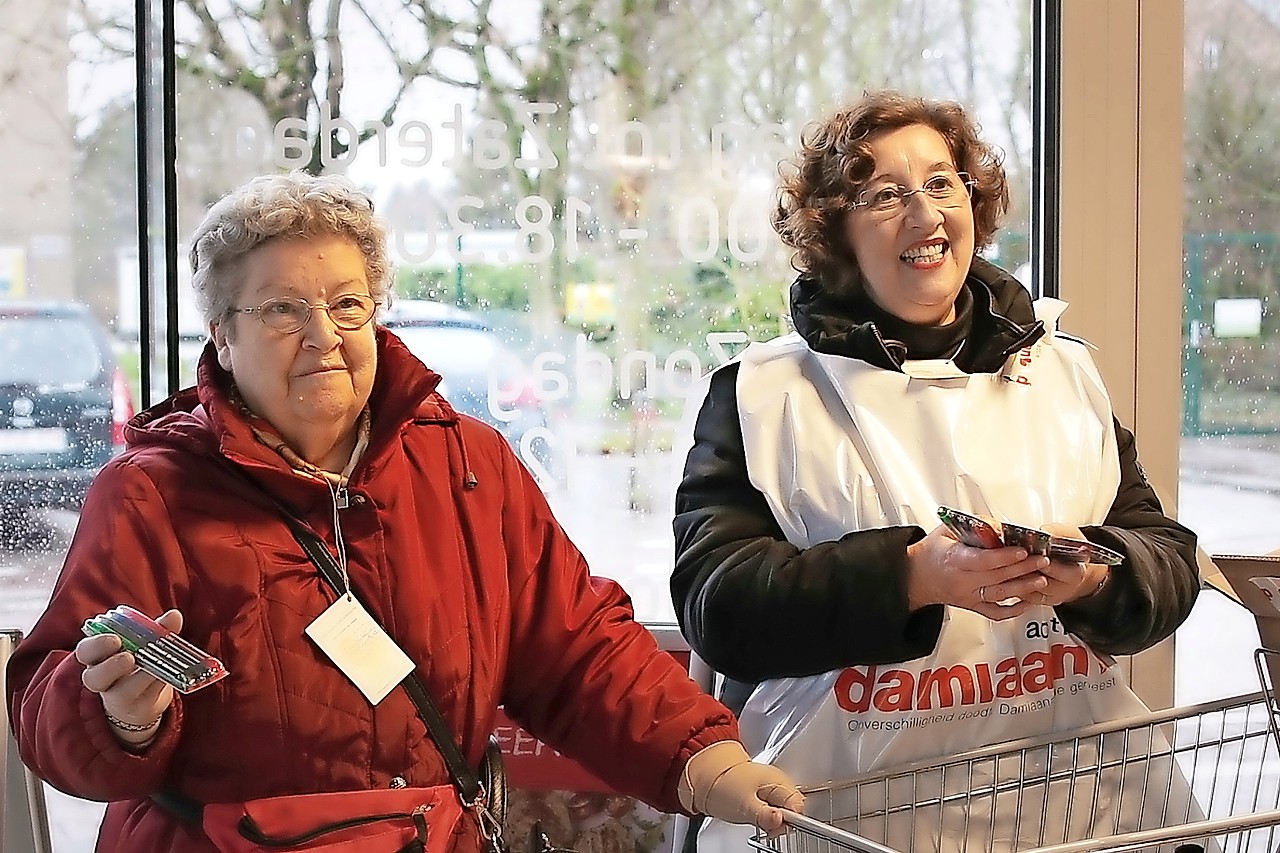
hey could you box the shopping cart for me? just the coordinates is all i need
[751,667,1280,853]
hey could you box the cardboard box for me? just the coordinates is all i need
[1212,553,1280,692]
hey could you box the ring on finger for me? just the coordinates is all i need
[978,585,987,604]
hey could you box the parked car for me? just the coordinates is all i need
[379,300,557,484]
[0,302,134,512]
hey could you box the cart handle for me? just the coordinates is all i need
[767,810,901,853]
[754,808,1280,853]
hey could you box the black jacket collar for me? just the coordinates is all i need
[790,256,1045,374]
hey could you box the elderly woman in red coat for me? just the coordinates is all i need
[6,172,803,853]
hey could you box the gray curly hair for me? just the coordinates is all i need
[190,173,392,333]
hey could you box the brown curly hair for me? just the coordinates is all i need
[773,91,1009,283]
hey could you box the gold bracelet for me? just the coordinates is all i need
[105,711,163,733]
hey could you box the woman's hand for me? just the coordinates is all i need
[75,608,183,748]
[907,523,1050,620]
[1040,524,1112,605]
[678,741,804,838]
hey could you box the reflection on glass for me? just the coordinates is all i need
[5,0,1037,624]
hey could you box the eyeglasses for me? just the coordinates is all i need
[852,171,976,216]
[233,294,380,334]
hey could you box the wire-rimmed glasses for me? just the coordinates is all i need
[233,294,380,334]
[852,171,976,216]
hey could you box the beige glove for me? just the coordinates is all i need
[677,741,804,836]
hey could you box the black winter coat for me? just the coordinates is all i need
[671,259,1200,708]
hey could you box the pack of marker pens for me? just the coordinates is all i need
[82,605,229,694]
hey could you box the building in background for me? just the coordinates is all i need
[0,0,72,303]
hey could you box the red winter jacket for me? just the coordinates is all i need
[7,329,738,853]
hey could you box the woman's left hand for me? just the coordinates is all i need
[1038,524,1112,605]
[679,741,804,838]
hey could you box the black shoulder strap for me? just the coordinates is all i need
[152,466,499,836]
[280,513,483,806]
[150,514,489,826]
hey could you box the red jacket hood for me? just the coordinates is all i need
[122,327,466,509]
[126,327,453,449]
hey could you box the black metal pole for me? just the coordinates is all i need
[161,0,180,394]
[133,0,152,408]
[1032,0,1062,300]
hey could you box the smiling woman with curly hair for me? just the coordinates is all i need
[773,91,1009,291]
[676,90,1201,853]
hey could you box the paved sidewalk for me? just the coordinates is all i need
[1181,434,1280,497]
[1180,435,1280,556]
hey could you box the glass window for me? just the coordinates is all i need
[1180,0,1280,556]
[1,6,1042,605]
[5,0,1034,847]
[1177,0,1280,702]
[1,0,139,847]
[0,3,140,623]
[147,0,1030,625]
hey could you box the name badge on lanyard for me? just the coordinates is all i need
[305,595,416,705]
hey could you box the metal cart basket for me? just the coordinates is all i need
[753,672,1280,853]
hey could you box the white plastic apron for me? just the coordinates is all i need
[699,299,1199,853]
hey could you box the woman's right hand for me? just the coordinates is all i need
[75,608,183,747]
[906,525,1050,620]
